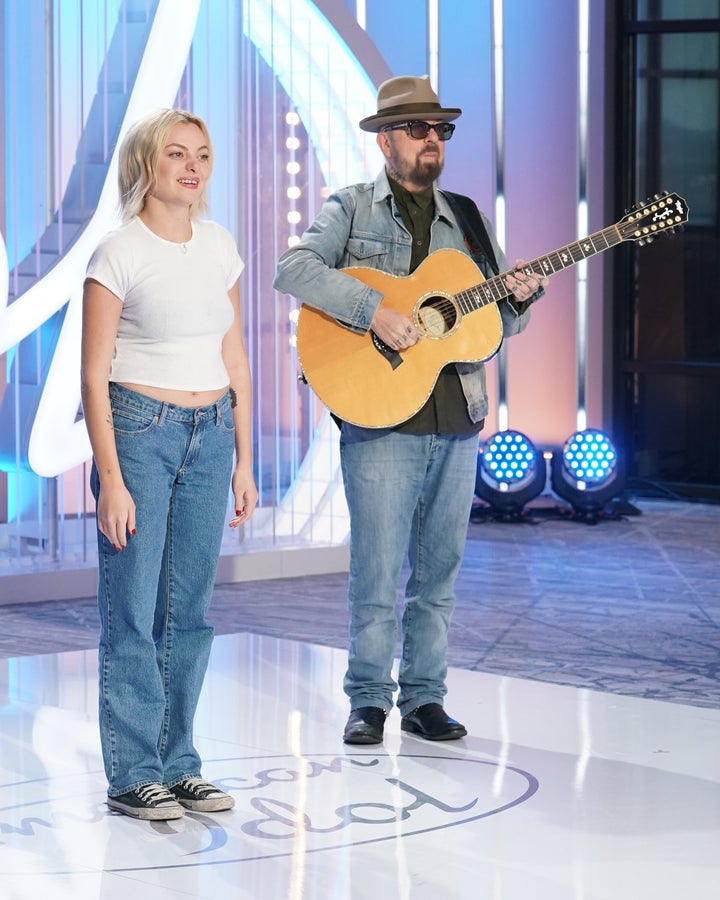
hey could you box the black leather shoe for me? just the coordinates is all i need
[343,707,386,744]
[401,703,467,741]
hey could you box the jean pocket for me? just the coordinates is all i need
[112,406,157,436]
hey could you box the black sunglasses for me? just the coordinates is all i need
[382,120,456,141]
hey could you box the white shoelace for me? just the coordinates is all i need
[136,783,177,804]
[176,777,224,797]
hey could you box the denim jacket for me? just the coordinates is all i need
[274,168,532,424]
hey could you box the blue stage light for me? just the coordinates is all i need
[481,431,537,484]
[475,431,546,520]
[562,430,618,484]
[551,429,625,522]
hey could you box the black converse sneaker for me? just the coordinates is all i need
[169,777,235,812]
[107,783,185,820]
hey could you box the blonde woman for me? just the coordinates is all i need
[81,108,257,820]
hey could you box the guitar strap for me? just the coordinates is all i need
[442,190,500,277]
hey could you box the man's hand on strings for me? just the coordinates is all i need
[370,305,424,351]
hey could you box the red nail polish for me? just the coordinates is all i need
[131,529,136,535]
[235,510,241,516]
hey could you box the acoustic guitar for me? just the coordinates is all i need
[295,191,688,428]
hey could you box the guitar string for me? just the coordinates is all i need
[408,200,684,329]
[420,225,629,325]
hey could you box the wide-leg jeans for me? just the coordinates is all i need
[91,383,235,797]
[340,425,479,716]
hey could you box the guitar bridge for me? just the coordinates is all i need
[371,331,404,370]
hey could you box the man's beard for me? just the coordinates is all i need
[390,147,443,189]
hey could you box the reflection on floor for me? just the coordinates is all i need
[2,632,719,899]
[2,499,719,708]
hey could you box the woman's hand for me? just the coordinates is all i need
[96,482,136,549]
[229,463,258,527]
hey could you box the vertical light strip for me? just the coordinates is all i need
[355,0,366,30]
[576,0,590,431]
[491,0,508,431]
[427,0,439,88]
[44,1,55,230]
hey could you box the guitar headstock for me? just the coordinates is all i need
[618,191,689,245]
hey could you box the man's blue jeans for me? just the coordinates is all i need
[340,425,479,716]
[91,383,235,797]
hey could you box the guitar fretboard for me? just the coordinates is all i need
[456,224,623,312]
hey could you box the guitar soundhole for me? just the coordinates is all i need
[417,295,458,337]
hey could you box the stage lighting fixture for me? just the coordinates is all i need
[475,430,546,520]
[550,429,625,523]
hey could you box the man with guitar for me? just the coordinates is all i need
[274,75,548,744]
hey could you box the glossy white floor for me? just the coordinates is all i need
[2,631,719,900]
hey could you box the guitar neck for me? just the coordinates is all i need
[458,223,624,310]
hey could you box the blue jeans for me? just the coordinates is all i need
[91,383,235,796]
[339,425,479,716]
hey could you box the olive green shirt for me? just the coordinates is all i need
[388,176,483,436]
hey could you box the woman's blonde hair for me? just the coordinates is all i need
[117,108,213,221]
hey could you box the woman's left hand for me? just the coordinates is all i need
[229,464,259,527]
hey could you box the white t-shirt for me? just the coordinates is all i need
[86,216,244,390]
